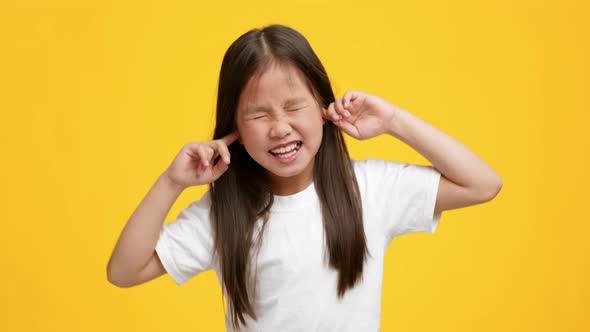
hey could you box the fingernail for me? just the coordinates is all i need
[344,111,350,117]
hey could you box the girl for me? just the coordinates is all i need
[107,24,502,331]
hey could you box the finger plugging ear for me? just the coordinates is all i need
[334,98,351,118]
[222,131,240,146]
[326,102,342,122]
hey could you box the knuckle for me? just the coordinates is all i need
[191,145,201,154]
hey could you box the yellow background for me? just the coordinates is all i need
[1,0,588,331]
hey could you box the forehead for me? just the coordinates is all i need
[238,62,315,112]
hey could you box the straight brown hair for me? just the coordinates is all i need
[209,24,370,329]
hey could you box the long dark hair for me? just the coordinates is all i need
[210,24,369,329]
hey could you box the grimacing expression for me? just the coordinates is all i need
[236,62,326,191]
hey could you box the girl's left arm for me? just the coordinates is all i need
[326,91,502,214]
[387,105,502,214]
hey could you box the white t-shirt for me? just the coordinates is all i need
[155,158,442,331]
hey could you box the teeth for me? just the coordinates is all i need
[270,142,298,154]
[275,149,298,159]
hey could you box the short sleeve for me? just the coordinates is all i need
[155,191,215,286]
[353,159,442,243]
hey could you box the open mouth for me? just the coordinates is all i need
[269,141,303,159]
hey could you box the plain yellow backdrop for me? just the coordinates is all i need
[1,0,588,331]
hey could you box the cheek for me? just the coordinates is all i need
[239,122,265,136]
[238,123,267,147]
[299,113,324,134]
[303,108,325,125]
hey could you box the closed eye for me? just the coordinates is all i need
[288,107,304,112]
[249,114,266,120]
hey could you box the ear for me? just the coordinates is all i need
[233,124,243,144]
[321,107,328,124]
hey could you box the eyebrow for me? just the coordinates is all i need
[248,97,307,113]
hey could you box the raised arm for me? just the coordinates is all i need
[107,132,238,287]
[106,174,183,287]
[325,91,502,215]
[386,106,502,214]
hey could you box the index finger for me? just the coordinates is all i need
[220,130,239,146]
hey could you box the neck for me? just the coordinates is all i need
[269,170,314,196]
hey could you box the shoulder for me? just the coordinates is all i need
[351,158,391,170]
[351,158,438,179]
[350,158,441,198]
[167,191,213,228]
[351,158,405,182]
[350,158,400,201]
[189,190,213,211]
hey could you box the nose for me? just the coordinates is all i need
[269,115,292,139]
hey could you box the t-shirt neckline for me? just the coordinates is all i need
[271,181,316,211]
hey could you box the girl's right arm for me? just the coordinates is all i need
[106,132,239,288]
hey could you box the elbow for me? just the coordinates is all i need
[106,263,123,287]
[107,262,134,288]
[107,272,134,288]
[481,177,503,202]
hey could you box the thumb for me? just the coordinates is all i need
[335,119,361,139]
[211,157,230,181]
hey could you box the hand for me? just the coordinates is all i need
[324,91,398,140]
[163,131,239,189]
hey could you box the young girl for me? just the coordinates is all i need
[107,24,502,331]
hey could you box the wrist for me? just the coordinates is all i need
[159,171,185,194]
[385,105,403,138]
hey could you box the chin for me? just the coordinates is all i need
[249,147,317,181]
[268,168,305,179]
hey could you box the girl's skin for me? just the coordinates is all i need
[326,91,503,215]
[107,66,502,287]
[235,62,325,196]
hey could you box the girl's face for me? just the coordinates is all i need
[236,62,325,195]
